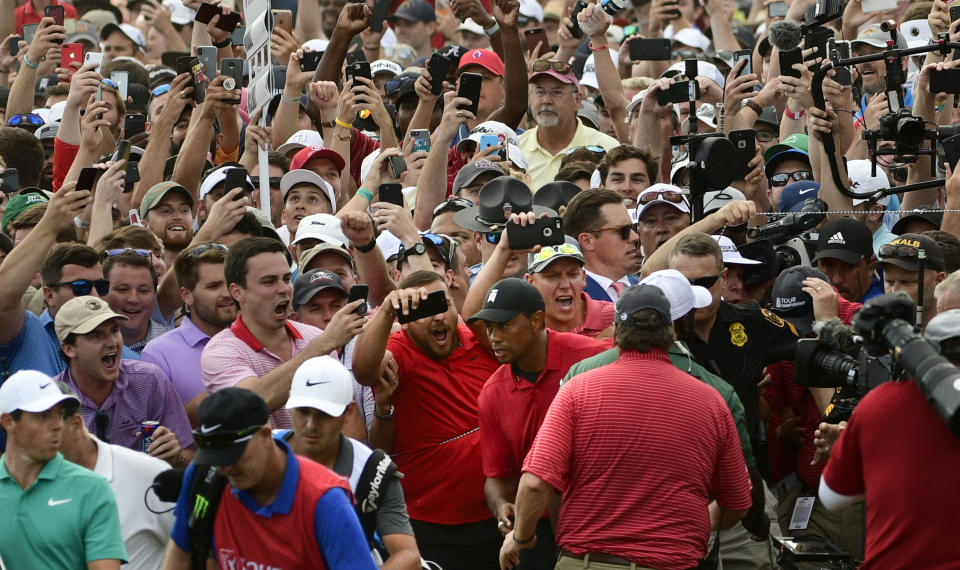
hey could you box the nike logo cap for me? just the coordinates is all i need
[193,388,270,466]
[285,356,355,418]
[0,370,79,416]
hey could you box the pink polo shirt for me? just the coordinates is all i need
[569,293,615,338]
[201,315,323,429]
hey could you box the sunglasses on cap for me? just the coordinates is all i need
[152,84,171,97]
[103,248,152,259]
[192,424,264,448]
[532,243,580,263]
[187,243,228,257]
[50,279,111,296]
[879,242,923,260]
[591,222,639,241]
[421,232,452,266]
[433,197,474,217]
[532,60,572,74]
[7,113,44,126]
[101,78,119,89]
[769,170,814,187]
[688,270,723,289]
[564,145,606,156]
[639,190,686,205]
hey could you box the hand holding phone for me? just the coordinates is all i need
[506,217,565,250]
[523,28,550,58]
[396,289,448,324]
[457,72,482,117]
[379,183,404,206]
[348,285,369,315]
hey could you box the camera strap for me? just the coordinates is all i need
[187,464,228,570]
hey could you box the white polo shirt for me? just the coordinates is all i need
[93,437,174,570]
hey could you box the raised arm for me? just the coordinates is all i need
[486,0,527,129]
[413,92,473,229]
[172,77,240,200]
[133,73,193,209]
[353,288,428,386]
[7,18,64,117]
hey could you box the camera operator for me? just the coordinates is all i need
[878,233,946,329]
[819,306,960,567]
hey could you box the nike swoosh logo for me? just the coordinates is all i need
[799,189,817,195]
[199,424,222,434]
[39,383,51,389]
[48,498,72,507]
[305,379,329,387]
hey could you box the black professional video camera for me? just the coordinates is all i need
[746,198,826,271]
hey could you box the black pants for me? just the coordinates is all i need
[412,518,501,570]
[518,518,558,570]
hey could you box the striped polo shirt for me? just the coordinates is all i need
[201,315,323,429]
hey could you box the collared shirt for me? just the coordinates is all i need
[0,452,127,568]
[570,293,615,338]
[141,317,213,407]
[584,269,635,302]
[872,223,897,257]
[518,119,619,191]
[92,436,173,570]
[201,315,323,429]
[16,0,78,35]
[55,360,195,452]
[128,320,172,354]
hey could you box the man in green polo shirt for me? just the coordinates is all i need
[0,369,127,569]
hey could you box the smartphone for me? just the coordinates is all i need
[379,183,404,206]
[45,4,65,26]
[396,289,448,324]
[768,1,788,17]
[348,284,369,315]
[457,72,482,117]
[61,43,84,72]
[425,52,451,96]
[110,70,129,101]
[861,0,896,14]
[198,45,217,77]
[230,25,245,46]
[388,155,407,179]
[369,0,391,33]
[0,168,19,193]
[666,0,681,19]
[123,113,146,139]
[76,167,99,192]
[656,80,700,105]
[929,69,960,94]
[569,0,588,38]
[506,216,565,250]
[271,9,293,33]
[22,24,39,45]
[952,4,960,22]
[479,133,499,155]
[346,61,372,83]
[195,2,242,31]
[411,129,430,153]
[223,166,249,197]
[299,51,323,72]
[112,139,131,164]
[346,50,367,65]
[629,38,671,61]
[8,36,21,57]
[124,162,140,191]
[221,58,243,102]
[779,48,803,79]
[729,129,756,179]
[84,51,103,72]
[524,28,550,58]
[188,57,206,102]
[941,135,960,171]
[733,48,752,76]
[831,40,851,86]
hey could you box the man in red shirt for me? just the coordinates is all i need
[500,284,752,569]
[16,0,77,36]
[467,278,608,569]
[352,270,501,569]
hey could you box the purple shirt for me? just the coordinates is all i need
[55,360,195,452]
[141,317,211,407]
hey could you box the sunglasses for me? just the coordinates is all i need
[152,84,171,97]
[769,170,814,187]
[890,166,908,183]
[689,271,723,289]
[564,145,606,156]
[639,190,686,205]
[187,243,228,257]
[50,279,111,296]
[420,232,451,268]
[103,248,151,258]
[432,197,474,217]
[532,243,580,263]
[532,60,572,74]
[7,113,44,126]
[484,232,502,244]
[95,410,110,442]
[101,78,119,89]
[193,424,263,448]
[879,242,923,260]
[268,176,282,188]
[592,223,639,241]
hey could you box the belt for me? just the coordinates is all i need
[560,550,640,567]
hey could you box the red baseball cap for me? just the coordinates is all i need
[458,49,505,77]
[291,146,346,173]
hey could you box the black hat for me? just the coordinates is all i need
[193,388,270,466]
[293,269,347,310]
[467,278,545,324]
[892,208,943,234]
[453,176,555,233]
[533,181,581,214]
[615,284,672,330]
[771,266,829,336]
[388,0,436,22]
[812,217,874,266]
[739,239,778,287]
[878,233,945,272]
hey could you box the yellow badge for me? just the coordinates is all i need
[729,322,748,347]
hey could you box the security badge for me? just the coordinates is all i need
[729,322,747,347]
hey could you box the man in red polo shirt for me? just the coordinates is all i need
[466,278,607,569]
[353,270,500,569]
[16,0,77,35]
[500,284,752,569]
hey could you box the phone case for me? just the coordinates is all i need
[524,28,549,57]
[379,183,403,206]
[123,114,146,139]
[76,167,99,192]
[629,38,671,61]
[729,129,756,179]
[779,49,803,79]
[369,0,391,33]
[348,285,369,315]
[397,290,448,324]
[61,43,83,70]
[507,217,564,250]
[428,53,451,96]
[411,130,430,153]
[569,0,587,38]
[272,10,292,33]
[457,72,482,117]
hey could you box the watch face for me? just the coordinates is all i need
[413,243,426,254]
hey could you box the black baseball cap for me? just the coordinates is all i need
[293,269,347,310]
[467,278,545,324]
[771,266,829,336]
[812,217,874,266]
[892,208,943,234]
[878,233,945,272]
[615,284,672,330]
[193,388,270,466]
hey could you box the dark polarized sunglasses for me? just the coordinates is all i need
[593,223,639,241]
[50,279,111,296]
[689,271,723,289]
[532,60,572,74]
[769,170,813,187]
[192,424,263,448]
[103,248,151,258]
[187,243,228,257]
[484,232,502,244]
[7,113,44,126]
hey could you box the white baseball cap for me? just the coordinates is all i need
[663,60,726,88]
[457,18,486,35]
[671,27,711,51]
[636,183,691,219]
[371,59,403,78]
[0,370,80,416]
[292,213,350,248]
[713,235,761,265]
[277,129,325,156]
[286,356,355,417]
[280,169,337,211]
[846,159,891,207]
[640,269,712,320]
[581,49,620,90]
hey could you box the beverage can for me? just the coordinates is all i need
[141,421,160,453]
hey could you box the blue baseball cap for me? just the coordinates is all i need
[778,181,820,212]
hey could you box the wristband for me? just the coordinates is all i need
[374,404,395,420]
[281,94,301,105]
[484,21,500,37]
[22,53,39,69]
[512,532,535,546]
[335,118,354,129]
[743,98,762,116]
[357,187,375,202]
[213,37,231,48]
[784,107,805,120]
[356,234,378,253]
[588,41,607,52]
[321,120,336,128]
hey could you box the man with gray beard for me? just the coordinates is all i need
[518,60,618,191]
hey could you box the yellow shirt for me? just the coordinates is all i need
[518,119,620,192]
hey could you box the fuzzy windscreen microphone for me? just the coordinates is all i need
[769,20,804,52]
[818,317,861,356]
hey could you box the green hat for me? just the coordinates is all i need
[139,181,194,219]
[763,133,809,163]
[1,190,49,232]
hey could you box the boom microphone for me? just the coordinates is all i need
[817,317,861,356]
[769,20,804,52]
